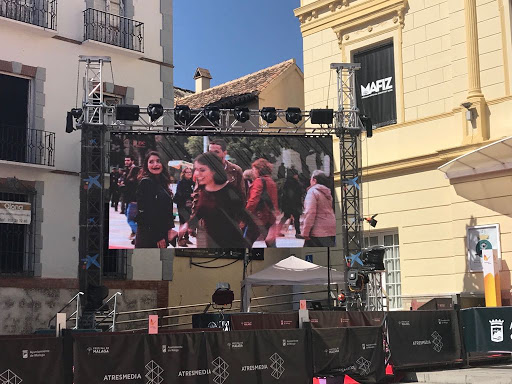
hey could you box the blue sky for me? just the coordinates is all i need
[173,1,303,91]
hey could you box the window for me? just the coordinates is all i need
[0,189,36,276]
[0,73,30,163]
[364,231,402,310]
[353,42,397,128]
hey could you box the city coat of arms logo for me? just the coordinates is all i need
[489,319,504,342]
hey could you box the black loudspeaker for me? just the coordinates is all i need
[85,284,109,311]
[66,111,74,133]
[310,109,333,124]
[116,104,140,121]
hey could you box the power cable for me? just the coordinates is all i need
[190,258,240,269]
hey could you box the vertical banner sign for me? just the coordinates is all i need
[387,310,462,369]
[354,43,397,128]
[482,249,502,307]
[149,315,159,334]
[0,337,66,384]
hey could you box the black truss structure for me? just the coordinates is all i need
[78,124,105,327]
[75,58,368,327]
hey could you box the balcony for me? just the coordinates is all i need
[83,8,144,53]
[0,0,57,30]
[0,124,55,167]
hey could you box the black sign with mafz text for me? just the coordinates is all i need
[354,43,397,128]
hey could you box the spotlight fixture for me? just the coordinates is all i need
[212,282,234,309]
[70,108,83,119]
[234,106,250,123]
[285,107,302,125]
[261,107,277,124]
[204,106,221,124]
[116,104,140,121]
[361,245,386,271]
[365,214,378,228]
[310,109,333,125]
[360,114,373,138]
[147,103,164,122]
[174,105,192,124]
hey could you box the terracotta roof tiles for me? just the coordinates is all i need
[177,59,296,109]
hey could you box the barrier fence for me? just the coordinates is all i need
[1,307,511,383]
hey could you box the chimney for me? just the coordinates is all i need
[194,67,212,93]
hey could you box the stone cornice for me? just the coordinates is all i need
[295,0,408,37]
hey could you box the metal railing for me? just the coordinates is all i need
[0,0,57,30]
[48,292,84,330]
[0,125,55,166]
[114,289,334,332]
[94,292,122,332]
[83,8,144,53]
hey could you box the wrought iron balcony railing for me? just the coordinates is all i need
[0,0,57,30]
[83,8,144,53]
[0,124,55,166]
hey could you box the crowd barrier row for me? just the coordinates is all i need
[0,306,511,384]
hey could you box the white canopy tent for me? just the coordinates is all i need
[242,256,345,312]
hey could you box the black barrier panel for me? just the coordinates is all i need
[204,329,313,384]
[144,332,209,384]
[309,311,385,328]
[74,333,146,382]
[192,313,232,331]
[0,336,66,384]
[311,326,385,383]
[387,310,462,369]
[461,307,512,353]
[230,312,299,330]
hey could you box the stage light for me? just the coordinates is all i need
[310,109,333,125]
[174,105,192,124]
[285,107,302,124]
[70,108,83,119]
[365,214,378,228]
[360,114,373,137]
[147,104,164,122]
[347,269,361,288]
[116,104,140,121]
[212,282,234,308]
[234,106,250,123]
[261,107,277,124]
[204,106,221,124]
[361,245,386,271]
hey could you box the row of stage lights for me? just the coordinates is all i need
[67,103,373,136]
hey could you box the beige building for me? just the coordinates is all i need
[294,0,512,309]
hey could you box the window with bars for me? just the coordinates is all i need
[364,231,402,310]
[0,190,36,275]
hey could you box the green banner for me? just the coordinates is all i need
[461,307,512,352]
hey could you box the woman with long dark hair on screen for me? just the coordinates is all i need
[135,151,176,248]
[174,166,194,246]
[302,170,336,247]
[179,152,255,248]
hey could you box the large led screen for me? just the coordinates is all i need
[108,134,335,249]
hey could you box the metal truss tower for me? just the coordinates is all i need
[78,56,109,327]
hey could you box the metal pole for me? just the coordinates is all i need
[327,247,332,309]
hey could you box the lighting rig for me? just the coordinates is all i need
[71,57,374,326]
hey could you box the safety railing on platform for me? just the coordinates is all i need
[94,291,122,332]
[47,291,83,330]
[114,289,334,332]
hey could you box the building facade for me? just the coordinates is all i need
[295,0,512,309]
[0,0,173,334]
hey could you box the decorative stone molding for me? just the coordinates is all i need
[295,0,408,36]
[332,0,408,48]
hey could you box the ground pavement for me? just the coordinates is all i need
[108,205,306,249]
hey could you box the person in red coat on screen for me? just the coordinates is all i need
[246,158,279,247]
